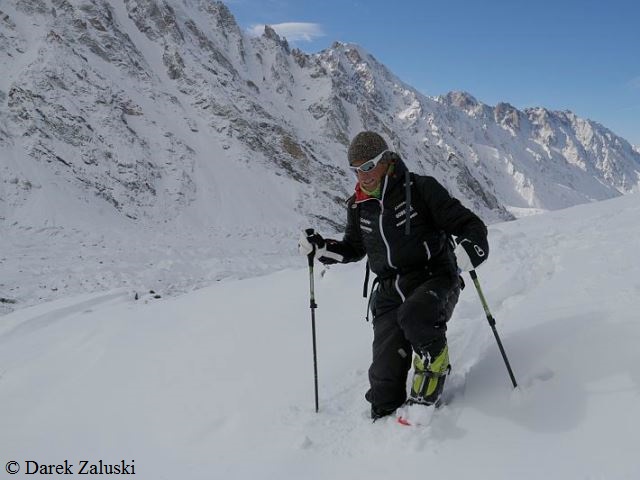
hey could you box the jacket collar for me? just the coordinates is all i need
[354,182,376,203]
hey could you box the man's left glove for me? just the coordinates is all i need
[298,228,326,256]
[454,238,488,271]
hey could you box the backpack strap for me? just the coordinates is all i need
[409,172,430,223]
[356,200,372,313]
[362,260,370,298]
[360,212,376,321]
[405,170,412,235]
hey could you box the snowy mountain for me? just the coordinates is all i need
[2,190,640,479]
[2,0,639,225]
[1,0,640,311]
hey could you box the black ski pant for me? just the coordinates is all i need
[365,274,460,412]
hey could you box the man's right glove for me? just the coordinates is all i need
[298,228,326,257]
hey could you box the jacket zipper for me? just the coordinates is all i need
[378,176,405,301]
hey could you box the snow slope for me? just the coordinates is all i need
[1,192,639,479]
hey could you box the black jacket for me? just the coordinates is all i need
[324,156,488,315]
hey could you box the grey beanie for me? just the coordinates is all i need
[347,131,388,165]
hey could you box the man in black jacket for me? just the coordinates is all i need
[299,131,489,420]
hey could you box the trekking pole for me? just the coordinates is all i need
[469,270,518,388]
[307,250,320,412]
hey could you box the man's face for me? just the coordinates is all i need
[351,152,390,191]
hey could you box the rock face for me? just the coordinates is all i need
[1,0,639,232]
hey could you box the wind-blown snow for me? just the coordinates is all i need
[1,192,639,479]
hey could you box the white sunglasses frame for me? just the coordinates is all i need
[349,150,390,173]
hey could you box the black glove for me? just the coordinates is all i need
[298,228,344,265]
[454,238,488,271]
[298,228,326,256]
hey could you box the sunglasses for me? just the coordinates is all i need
[349,150,390,173]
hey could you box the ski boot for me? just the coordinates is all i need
[370,405,397,422]
[408,342,451,406]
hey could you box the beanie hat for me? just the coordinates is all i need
[347,131,388,165]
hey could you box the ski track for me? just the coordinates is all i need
[0,290,128,339]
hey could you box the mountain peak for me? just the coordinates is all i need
[440,91,480,109]
[262,24,290,52]
[209,1,235,23]
[494,102,521,130]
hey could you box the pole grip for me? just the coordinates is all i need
[307,253,317,309]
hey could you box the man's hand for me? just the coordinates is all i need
[298,228,326,256]
[298,229,344,265]
[454,238,488,271]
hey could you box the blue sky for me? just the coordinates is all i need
[226,0,639,145]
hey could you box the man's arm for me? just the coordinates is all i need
[321,197,366,264]
[299,197,366,265]
[418,176,489,269]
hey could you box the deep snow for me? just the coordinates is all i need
[1,192,640,479]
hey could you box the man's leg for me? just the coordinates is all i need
[365,308,412,418]
[397,275,461,404]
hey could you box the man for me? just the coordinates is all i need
[299,131,489,420]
